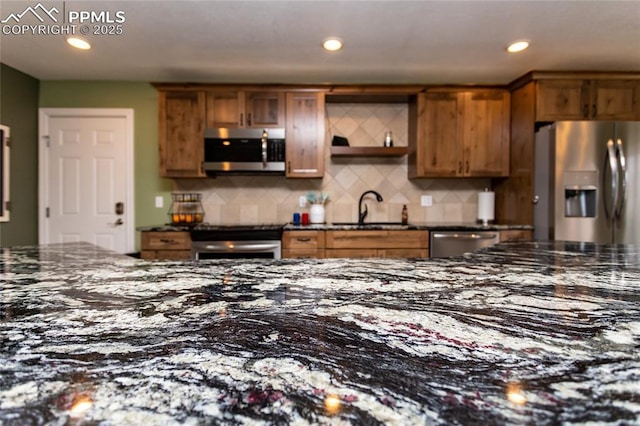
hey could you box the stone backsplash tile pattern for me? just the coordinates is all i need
[175,104,489,225]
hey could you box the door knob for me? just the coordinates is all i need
[532,195,540,204]
[108,218,124,227]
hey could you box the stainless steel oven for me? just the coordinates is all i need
[191,240,281,259]
[190,224,284,259]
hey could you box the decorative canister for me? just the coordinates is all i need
[309,204,326,224]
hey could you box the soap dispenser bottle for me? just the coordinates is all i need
[401,204,408,225]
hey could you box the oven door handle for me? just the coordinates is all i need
[198,243,281,252]
[432,233,498,240]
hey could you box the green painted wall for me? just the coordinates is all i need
[39,81,172,251]
[0,64,40,247]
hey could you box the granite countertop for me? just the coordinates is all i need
[136,223,533,232]
[1,241,638,425]
[285,222,533,231]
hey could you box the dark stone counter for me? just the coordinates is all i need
[284,222,533,231]
[1,241,638,424]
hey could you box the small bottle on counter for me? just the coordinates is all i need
[401,204,408,225]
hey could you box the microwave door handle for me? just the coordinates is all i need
[261,131,268,166]
[614,138,627,223]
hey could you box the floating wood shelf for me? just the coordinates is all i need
[330,146,408,157]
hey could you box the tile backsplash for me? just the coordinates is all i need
[174,104,489,225]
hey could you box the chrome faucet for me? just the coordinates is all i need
[358,190,384,225]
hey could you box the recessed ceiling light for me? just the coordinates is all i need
[507,40,530,53]
[323,38,343,52]
[67,37,91,50]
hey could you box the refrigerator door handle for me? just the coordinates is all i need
[602,139,619,222]
[614,138,627,222]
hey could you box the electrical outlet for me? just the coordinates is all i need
[299,196,307,208]
[421,195,433,207]
[155,196,164,208]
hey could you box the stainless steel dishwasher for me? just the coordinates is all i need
[430,231,500,258]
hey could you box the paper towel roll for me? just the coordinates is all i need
[477,190,495,225]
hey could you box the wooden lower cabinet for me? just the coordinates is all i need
[283,229,429,258]
[499,229,533,242]
[282,230,326,258]
[325,230,429,258]
[141,231,192,260]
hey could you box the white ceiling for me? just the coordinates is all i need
[1,0,639,85]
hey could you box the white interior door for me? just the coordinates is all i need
[39,109,134,253]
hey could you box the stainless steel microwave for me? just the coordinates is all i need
[203,128,285,175]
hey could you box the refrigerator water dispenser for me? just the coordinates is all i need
[565,187,596,218]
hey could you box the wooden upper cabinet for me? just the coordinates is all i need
[463,90,510,177]
[412,91,460,177]
[535,79,586,121]
[285,92,325,178]
[205,91,243,128]
[205,90,285,128]
[410,89,509,178]
[159,91,206,177]
[246,92,286,127]
[590,80,639,120]
[536,79,639,121]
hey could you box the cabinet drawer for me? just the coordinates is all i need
[141,232,191,251]
[282,231,325,250]
[325,230,428,249]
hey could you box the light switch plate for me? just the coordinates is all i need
[299,196,307,208]
[421,195,433,207]
[155,196,164,208]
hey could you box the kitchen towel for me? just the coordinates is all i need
[477,190,495,225]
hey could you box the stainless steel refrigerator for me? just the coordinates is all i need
[534,121,640,244]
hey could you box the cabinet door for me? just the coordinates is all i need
[159,91,205,177]
[325,249,378,258]
[245,92,286,128]
[285,92,325,178]
[536,80,589,121]
[413,92,460,177]
[462,90,510,177]
[205,91,244,128]
[591,80,640,120]
[499,229,533,242]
